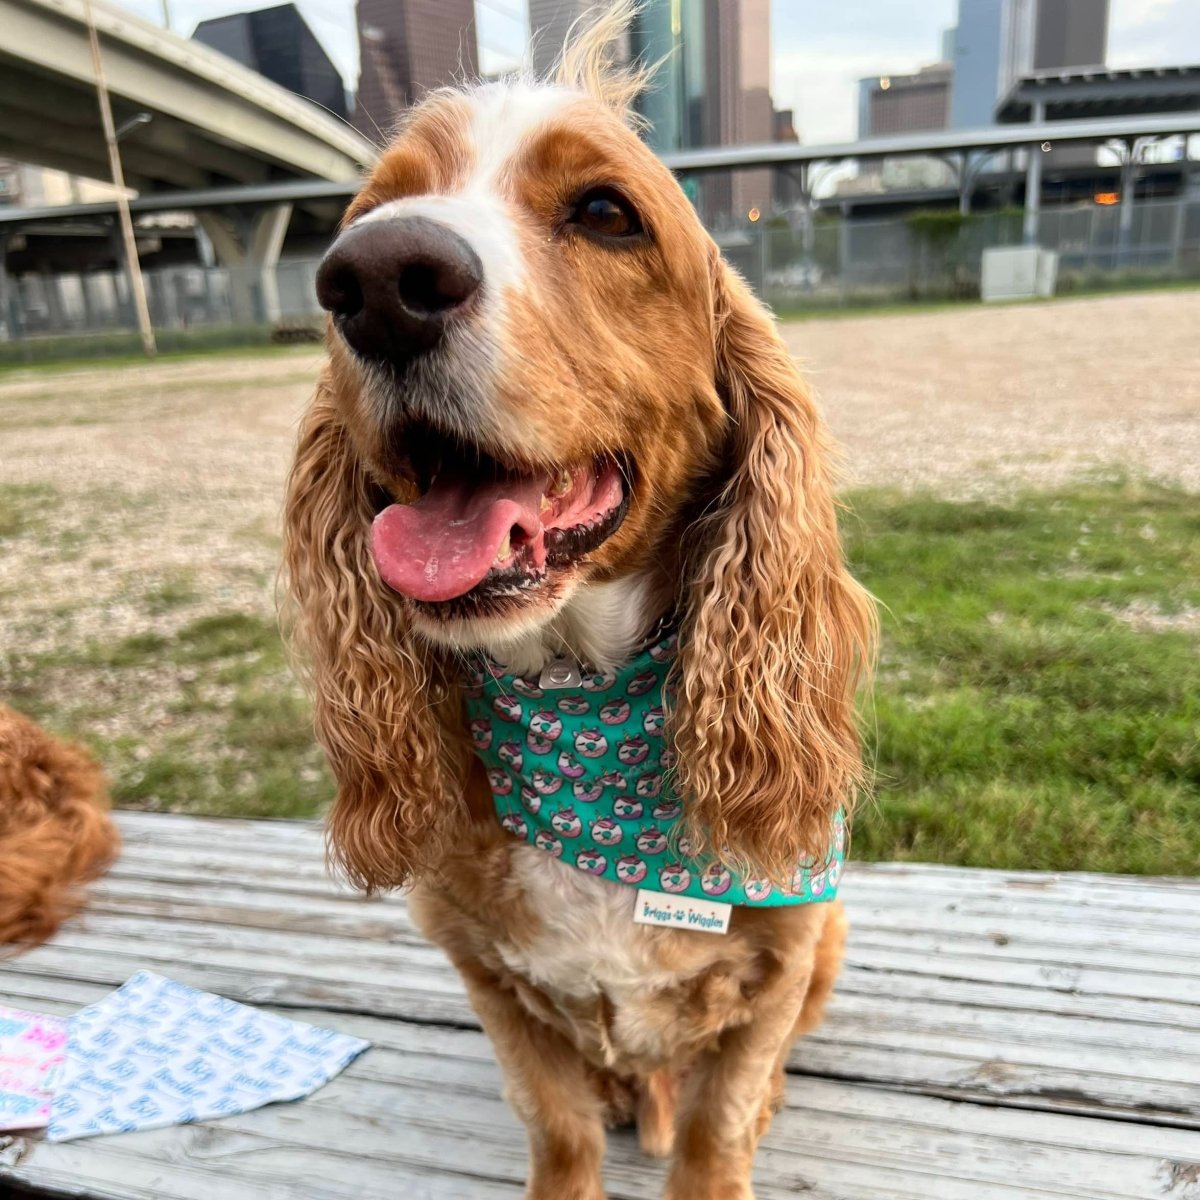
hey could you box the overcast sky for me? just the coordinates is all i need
[118,0,1200,145]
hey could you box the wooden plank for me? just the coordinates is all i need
[4,813,1200,1124]
[5,1014,1199,1200]
[109,812,1200,912]
[5,812,1200,1199]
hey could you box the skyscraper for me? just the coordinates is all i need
[950,0,1109,129]
[526,0,776,223]
[1033,0,1108,71]
[353,0,478,141]
[528,0,592,79]
[858,65,954,138]
[193,4,347,119]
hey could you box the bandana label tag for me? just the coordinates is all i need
[633,889,731,936]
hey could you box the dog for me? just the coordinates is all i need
[0,704,119,953]
[283,6,875,1196]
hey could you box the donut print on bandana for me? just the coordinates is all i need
[463,632,844,907]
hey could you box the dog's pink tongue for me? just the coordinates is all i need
[372,473,548,602]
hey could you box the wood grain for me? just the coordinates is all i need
[3,811,1199,1199]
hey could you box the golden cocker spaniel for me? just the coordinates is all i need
[284,6,874,1196]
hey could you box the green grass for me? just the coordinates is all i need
[772,278,1200,322]
[0,336,317,376]
[2,476,1196,873]
[0,483,54,539]
[845,477,1200,874]
[4,608,332,820]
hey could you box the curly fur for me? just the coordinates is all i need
[284,384,468,891]
[671,258,876,885]
[0,704,119,953]
[283,5,875,1196]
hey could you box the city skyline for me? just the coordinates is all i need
[108,0,1200,146]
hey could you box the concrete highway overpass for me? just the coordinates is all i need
[0,0,376,192]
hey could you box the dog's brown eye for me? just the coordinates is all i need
[571,189,641,239]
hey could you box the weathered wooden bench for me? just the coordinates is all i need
[2,811,1198,1199]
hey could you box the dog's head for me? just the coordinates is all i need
[316,62,722,645]
[285,2,874,891]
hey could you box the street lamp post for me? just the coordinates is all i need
[82,0,156,357]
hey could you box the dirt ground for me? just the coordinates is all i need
[1,289,1197,653]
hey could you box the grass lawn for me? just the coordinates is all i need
[2,476,1196,874]
[846,476,1199,874]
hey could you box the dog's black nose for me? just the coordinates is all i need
[315,217,483,368]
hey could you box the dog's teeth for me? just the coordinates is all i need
[495,533,511,563]
[540,494,553,513]
[552,470,571,496]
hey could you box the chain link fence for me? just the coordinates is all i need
[727,195,1200,310]
[2,196,1198,351]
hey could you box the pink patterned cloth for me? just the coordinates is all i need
[0,1005,68,1131]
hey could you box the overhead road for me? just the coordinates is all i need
[0,0,381,322]
[0,0,377,192]
[660,113,1200,174]
[3,111,1198,234]
[0,180,359,227]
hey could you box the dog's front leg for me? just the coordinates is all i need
[664,970,809,1200]
[458,961,607,1200]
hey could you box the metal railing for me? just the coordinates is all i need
[2,196,1198,344]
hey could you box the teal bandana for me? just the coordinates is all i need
[462,630,844,907]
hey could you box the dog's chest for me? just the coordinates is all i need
[490,846,750,1070]
[498,846,669,995]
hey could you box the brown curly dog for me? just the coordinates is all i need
[0,704,119,953]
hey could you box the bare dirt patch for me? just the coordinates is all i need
[790,290,1200,496]
[1,293,1196,819]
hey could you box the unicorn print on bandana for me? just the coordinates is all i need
[501,812,529,839]
[573,778,604,803]
[617,735,649,766]
[531,768,563,795]
[613,796,643,820]
[550,808,582,838]
[659,862,691,894]
[558,751,586,779]
[615,854,648,885]
[510,678,544,699]
[534,830,563,858]
[590,817,623,846]
[636,827,668,856]
[642,706,665,737]
[576,848,608,875]
[575,729,608,758]
[599,698,631,725]
[498,741,523,771]
[464,632,843,908]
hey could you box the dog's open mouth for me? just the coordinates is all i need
[371,427,629,608]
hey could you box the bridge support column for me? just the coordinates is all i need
[1023,101,1046,246]
[198,203,292,325]
[0,234,14,342]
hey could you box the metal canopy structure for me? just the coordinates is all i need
[658,112,1200,174]
[1,111,1198,232]
[0,0,377,192]
[997,65,1200,124]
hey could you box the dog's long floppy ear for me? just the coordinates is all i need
[283,379,466,892]
[671,256,876,885]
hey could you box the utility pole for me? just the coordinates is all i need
[83,0,156,357]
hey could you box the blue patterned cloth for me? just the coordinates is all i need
[463,631,844,906]
[47,971,369,1141]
